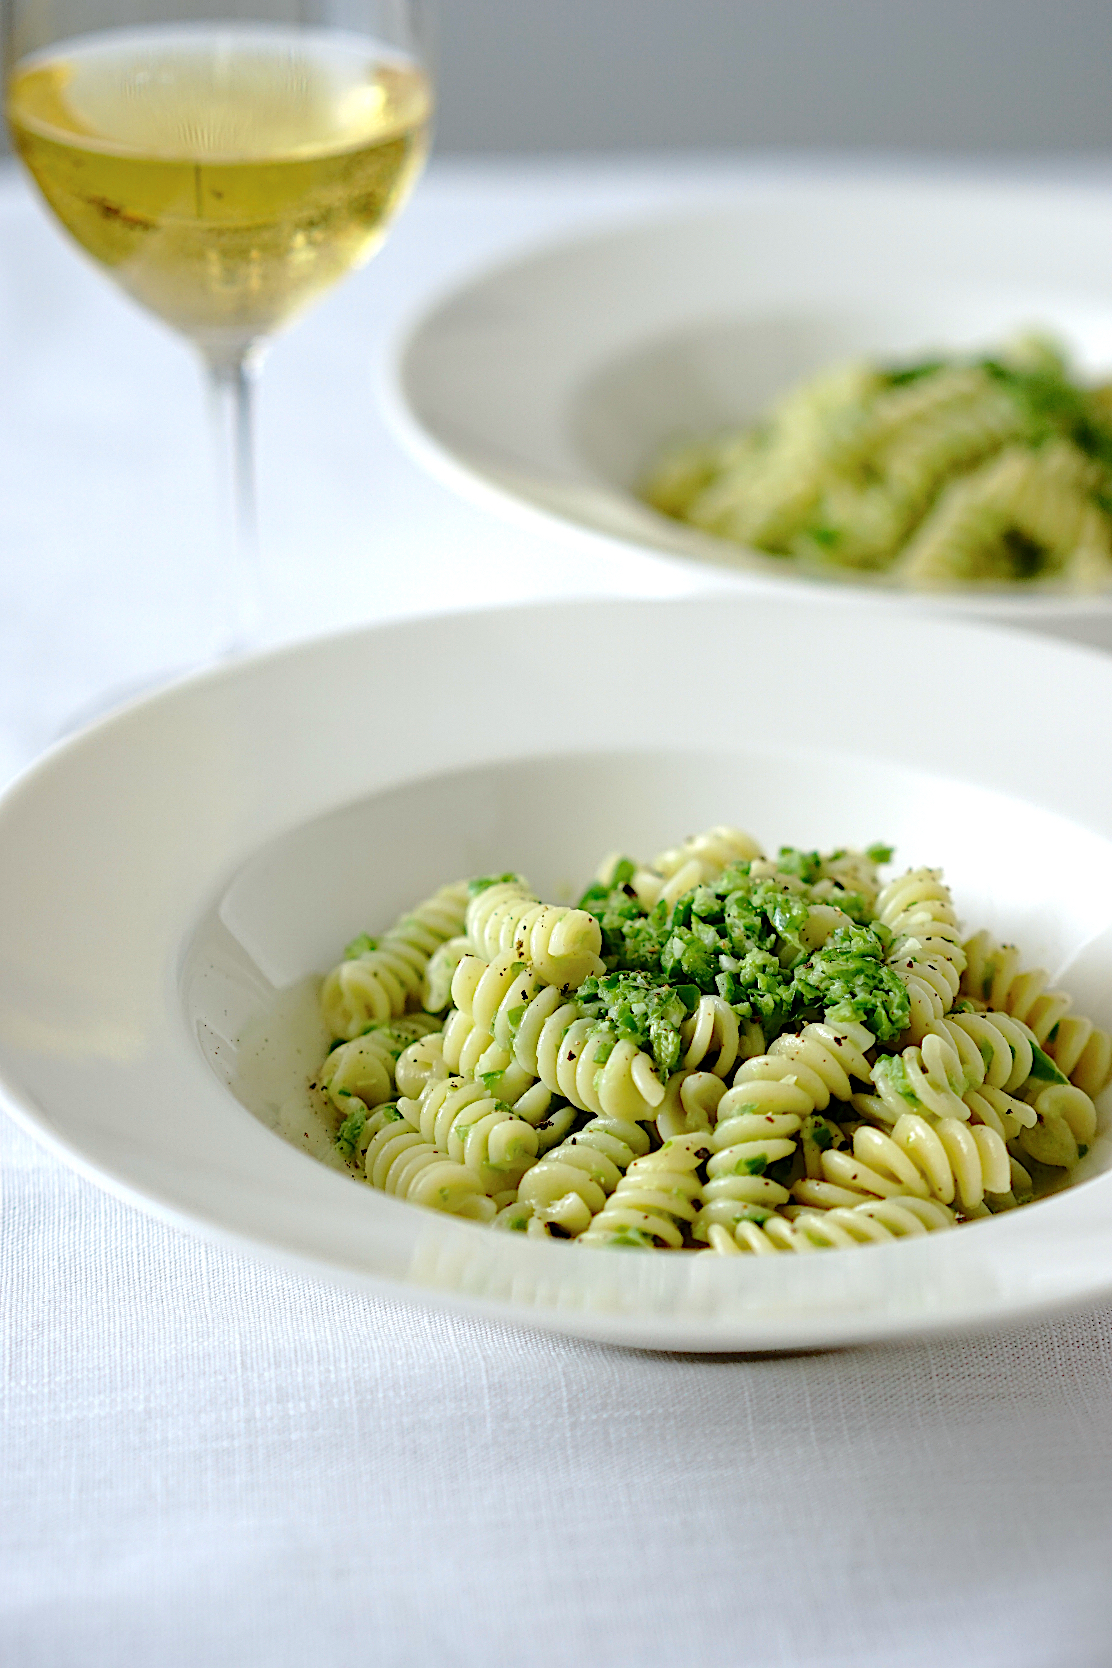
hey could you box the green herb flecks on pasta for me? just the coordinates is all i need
[578,855,905,1040]
[577,971,701,1077]
[309,825,1112,1258]
[790,924,910,1043]
[642,337,1112,590]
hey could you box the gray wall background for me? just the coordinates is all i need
[433,0,1112,154]
[4,1,1112,154]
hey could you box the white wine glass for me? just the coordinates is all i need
[5,0,432,661]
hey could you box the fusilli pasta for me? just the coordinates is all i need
[642,339,1112,591]
[464,879,604,989]
[516,1114,653,1236]
[320,880,468,1039]
[361,1105,496,1221]
[705,1195,956,1255]
[398,1075,542,1189]
[319,1013,444,1114]
[309,823,1107,1260]
[580,1133,711,1248]
[960,929,1112,1096]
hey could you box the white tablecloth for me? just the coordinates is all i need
[4,154,1112,1667]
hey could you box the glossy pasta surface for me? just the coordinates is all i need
[310,832,1110,1256]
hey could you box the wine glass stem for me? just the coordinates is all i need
[203,348,262,655]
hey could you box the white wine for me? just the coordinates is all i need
[6,26,431,350]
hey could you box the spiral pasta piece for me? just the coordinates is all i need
[441,952,542,1103]
[362,1106,496,1221]
[767,1020,876,1103]
[683,363,878,547]
[704,1195,956,1254]
[549,1018,667,1119]
[604,825,764,911]
[1014,1081,1098,1171]
[495,980,667,1121]
[689,1021,874,1238]
[442,950,668,1128]
[960,930,1112,1095]
[961,1083,1037,1142]
[1045,1017,1112,1097]
[878,869,966,1043]
[889,949,961,1042]
[946,1009,1035,1091]
[395,1030,450,1101]
[422,935,471,1013]
[692,1109,802,1239]
[320,961,402,1038]
[878,865,965,951]
[680,994,742,1077]
[580,1133,711,1248]
[896,439,1112,586]
[465,880,604,989]
[399,1075,542,1188]
[655,1071,727,1139]
[648,826,765,909]
[321,880,469,1039]
[792,1112,1011,1216]
[877,865,964,931]
[797,370,1027,572]
[318,1014,444,1115]
[516,1114,653,1236]
[869,1010,1032,1123]
[870,1028,968,1121]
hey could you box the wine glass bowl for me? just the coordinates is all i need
[7,23,431,363]
[4,0,431,652]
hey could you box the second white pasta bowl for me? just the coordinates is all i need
[390,176,1112,641]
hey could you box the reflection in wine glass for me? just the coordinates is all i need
[5,1,432,658]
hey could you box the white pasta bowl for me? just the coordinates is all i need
[1,595,1111,1352]
[390,178,1112,637]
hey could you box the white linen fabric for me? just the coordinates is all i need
[4,154,1112,1666]
[6,1112,1112,1668]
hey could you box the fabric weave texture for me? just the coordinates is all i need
[3,1110,1112,1668]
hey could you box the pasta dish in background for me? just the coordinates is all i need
[642,338,1112,589]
